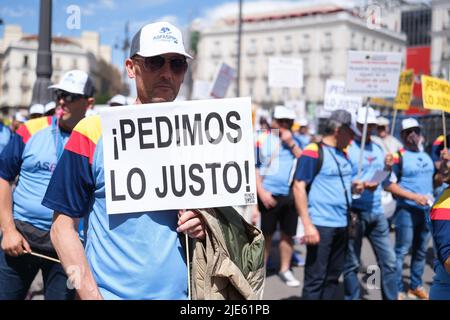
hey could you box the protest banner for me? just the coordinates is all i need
[268,57,303,88]
[393,69,414,110]
[422,75,450,149]
[346,51,402,98]
[324,79,362,114]
[210,63,236,99]
[99,97,257,214]
[421,75,450,113]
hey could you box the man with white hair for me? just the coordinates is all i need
[371,116,403,155]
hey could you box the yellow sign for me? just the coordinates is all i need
[393,70,414,110]
[422,75,450,113]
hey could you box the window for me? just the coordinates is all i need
[23,55,29,67]
[72,59,78,69]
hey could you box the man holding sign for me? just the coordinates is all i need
[42,22,206,299]
[344,106,397,300]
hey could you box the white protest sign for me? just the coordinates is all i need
[99,97,257,215]
[192,80,212,100]
[210,63,236,99]
[268,57,303,88]
[324,80,362,113]
[346,51,402,97]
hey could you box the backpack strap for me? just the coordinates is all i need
[305,142,323,193]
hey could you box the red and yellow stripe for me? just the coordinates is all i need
[431,188,450,220]
[433,135,445,146]
[16,116,52,144]
[65,115,102,164]
[301,143,319,159]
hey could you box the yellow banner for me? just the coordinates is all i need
[393,70,414,110]
[422,75,450,113]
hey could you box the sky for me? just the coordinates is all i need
[0,0,428,74]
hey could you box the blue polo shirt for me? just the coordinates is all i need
[0,116,70,231]
[255,131,301,196]
[0,122,11,154]
[391,148,434,210]
[42,116,187,300]
[294,143,352,227]
[348,140,387,215]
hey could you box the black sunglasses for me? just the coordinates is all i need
[403,127,421,135]
[54,90,86,103]
[133,55,188,74]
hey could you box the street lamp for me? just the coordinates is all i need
[31,0,53,105]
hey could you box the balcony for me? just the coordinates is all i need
[246,69,257,80]
[246,46,257,56]
[281,43,293,54]
[263,44,275,55]
[321,41,333,51]
[211,49,222,59]
[320,65,332,77]
[299,43,310,53]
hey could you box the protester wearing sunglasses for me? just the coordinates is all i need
[384,118,434,300]
[43,22,206,300]
[0,69,95,300]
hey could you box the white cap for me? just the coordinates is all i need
[401,118,420,131]
[129,22,193,59]
[29,104,44,115]
[48,70,95,96]
[44,101,56,113]
[85,109,98,117]
[108,94,127,106]
[273,105,296,120]
[14,112,27,123]
[298,118,309,127]
[356,106,378,125]
[377,116,390,126]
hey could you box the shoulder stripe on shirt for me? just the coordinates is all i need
[301,143,319,158]
[433,135,445,146]
[15,116,52,144]
[64,115,102,164]
[431,188,450,220]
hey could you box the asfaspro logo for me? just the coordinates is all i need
[154,26,178,44]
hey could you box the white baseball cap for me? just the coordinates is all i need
[129,21,193,59]
[356,106,378,125]
[401,118,420,131]
[29,104,44,115]
[298,118,309,127]
[44,101,56,113]
[14,112,27,123]
[48,70,95,96]
[273,105,296,120]
[377,116,390,126]
[108,94,127,106]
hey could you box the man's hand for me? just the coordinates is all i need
[1,228,31,257]
[352,180,365,195]
[279,127,294,146]
[259,190,277,209]
[302,223,320,245]
[413,194,429,207]
[251,205,260,226]
[384,153,394,170]
[177,210,206,240]
[364,181,378,192]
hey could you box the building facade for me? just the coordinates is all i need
[431,0,450,79]
[194,4,407,109]
[0,24,113,113]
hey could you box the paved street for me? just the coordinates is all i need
[262,231,435,300]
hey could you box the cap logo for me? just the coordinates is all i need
[153,26,179,44]
[160,27,171,34]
